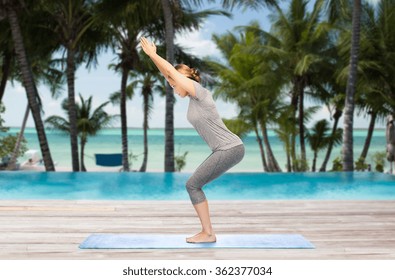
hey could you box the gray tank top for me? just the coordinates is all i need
[187,81,243,151]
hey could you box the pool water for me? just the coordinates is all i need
[0,172,394,200]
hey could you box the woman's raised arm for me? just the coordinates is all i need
[140,37,195,97]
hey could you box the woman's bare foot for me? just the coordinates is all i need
[186,231,216,243]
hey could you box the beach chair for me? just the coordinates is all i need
[94,153,123,167]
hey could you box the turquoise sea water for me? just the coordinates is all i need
[1,171,394,200]
[1,127,388,172]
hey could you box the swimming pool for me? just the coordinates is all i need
[0,171,394,200]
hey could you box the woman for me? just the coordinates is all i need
[140,37,245,243]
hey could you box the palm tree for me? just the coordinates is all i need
[108,83,134,167]
[1,1,63,170]
[211,24,283,172]
[160,0,232,172]
[206,0,280,171]
[309,48,347,172]
[0,20,13,102]
[275,106,298,172]
[0,52,12,102]
[45,94,117,171]
[355,87,390,164]
[342,0,362,171]
[137,73,156,172]
[97,0,150,172]
[319,94,345,172]
[220,0,279,10]
[6,104,29,170]
[1,1,65,101]
[354,0,395,162]
[2,0,55,171]
[157,0,279,171]
[263,0,332,170]
[8,58,64,170]
[161,0,176,172]
[41,0,108,171]
[306,119,342,172]
[100,0,223,172]
[0,102,28,169]
[128,56,162,173]
[110,57,162,173]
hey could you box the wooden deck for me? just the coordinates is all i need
[0,200,394,259]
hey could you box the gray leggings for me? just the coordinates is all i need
[186,144,245,204]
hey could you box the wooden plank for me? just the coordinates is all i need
[0,200,394,259]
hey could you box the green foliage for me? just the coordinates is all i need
[306,119,331,151]
[0,104,28,162]
[45,94,117,171]
[4,0,394,173]
[0,103,8,133]
[331,156,343,171]
[175,151,188,172]
[45,94,117,138]
[0,134,28,159]
[222,118,251,139]
[355,157,368,171]
[128,150,140,170]
[293,156,309,172]
[371,151,386,173]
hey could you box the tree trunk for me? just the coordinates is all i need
[359,111,376,161]
[283,133,292,172]
[298,80,307,168]
[312,151,318,172]
[290,80,299,171]
[139,91,149,172]
[0,51,12,102]
[290,133,297,171]
[260,121,281,172]
[7,103,29,170]
[342,0,361,172]
[80,136,87,172]
[6,4,55,171]
[254,126,268,172]
[120,67,130,171]
[66,47,80,171]
[286,145,292,172]
[319,108,342,172]
[161,0,175,172]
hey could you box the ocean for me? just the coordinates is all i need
[2,127,389,172]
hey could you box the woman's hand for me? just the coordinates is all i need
[140,37,157,57]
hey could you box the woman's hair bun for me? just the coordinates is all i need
[175,64,201,83]
[190,68,200,81]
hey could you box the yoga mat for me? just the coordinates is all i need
[79,234,314,249]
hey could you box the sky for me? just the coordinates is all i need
[1,0,383,129]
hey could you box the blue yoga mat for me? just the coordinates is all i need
[79,234,314,249]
